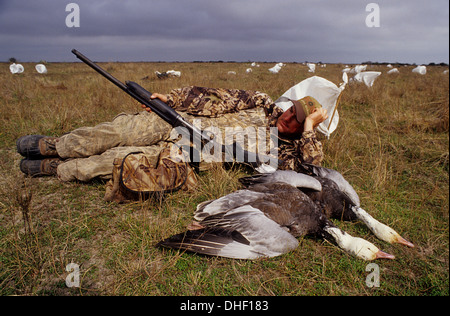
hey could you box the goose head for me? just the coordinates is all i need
[325,226,395,260]
[369,222,415,248]
[346,236,396,261]
[352,207,414,248]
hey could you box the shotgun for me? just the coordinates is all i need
[71,49,277,168]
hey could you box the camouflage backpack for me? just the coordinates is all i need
[104,144,197,203]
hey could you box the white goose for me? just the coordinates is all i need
[158,170,405,260]
[241,165,414,248]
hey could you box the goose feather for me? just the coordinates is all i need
[238,170,322,192]
[159,204,299,259]
[158,183,328,259]
[298,163,360,206]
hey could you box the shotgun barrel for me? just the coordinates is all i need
[71,49,278,168]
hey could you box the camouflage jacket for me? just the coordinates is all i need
[166,86,323,169]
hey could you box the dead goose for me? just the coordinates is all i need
[240,167,414,248]
[157,180,395,260]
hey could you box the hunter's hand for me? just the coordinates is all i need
[141,93,168,112]
[150,93,168,103]
[303,108,328,132]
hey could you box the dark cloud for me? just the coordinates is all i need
[0,0,448,63]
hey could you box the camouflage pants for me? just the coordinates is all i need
[56,111,172,181]
[55,108,271,182]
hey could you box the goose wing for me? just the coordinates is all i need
[300,164,360,206]
[239,170,322,191]
[158,205,299,259]
[194,189,267,221]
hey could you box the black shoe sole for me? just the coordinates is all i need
[16,135,46,158]
[19,158,43,177]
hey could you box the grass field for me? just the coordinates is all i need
[0,61,448,296]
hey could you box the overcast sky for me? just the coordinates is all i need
[0,0,448,64]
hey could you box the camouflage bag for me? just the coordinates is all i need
[104,144,197,203]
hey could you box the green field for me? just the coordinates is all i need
[0,61,448,296]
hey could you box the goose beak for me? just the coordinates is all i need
[396,236,414,248]
[375,250,396,260]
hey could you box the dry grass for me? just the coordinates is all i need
[0,61,448,296]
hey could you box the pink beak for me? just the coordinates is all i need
[397,236,415,248]
[375,250,396,260]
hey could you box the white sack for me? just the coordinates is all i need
[353,71,381,87]
[166,70,181,77]
[412,65,426,75]
[387,68,399,74]
[10,63,24,74]
[307,63,316,73]
[35,64,47,74]
[274,75,347,138]
[350,64,367,74]
[268,64,281,73]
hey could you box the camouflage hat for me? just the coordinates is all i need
[291,96,322,123]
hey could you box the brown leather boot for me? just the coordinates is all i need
[19,158,63,177]
[16,135,59,158]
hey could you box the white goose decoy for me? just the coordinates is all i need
[158,179,396,261]
[241,166,414,248]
